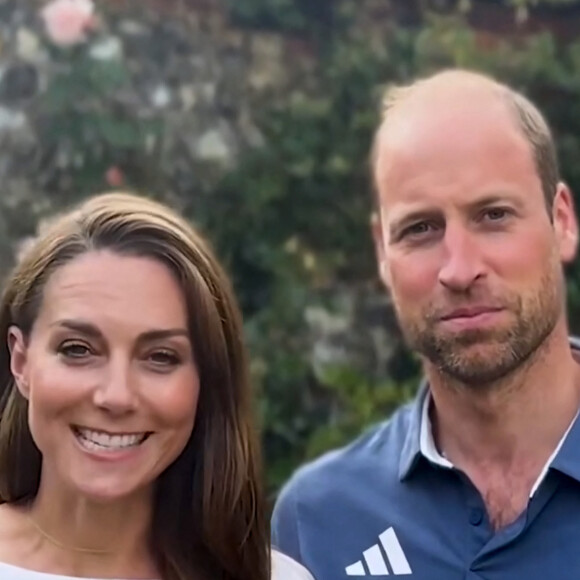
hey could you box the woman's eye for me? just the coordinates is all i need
[148,350,181,367]
[58,342,91,359]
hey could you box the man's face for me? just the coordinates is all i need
[373,90,578,387]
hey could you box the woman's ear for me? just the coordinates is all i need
[7,326,30,399]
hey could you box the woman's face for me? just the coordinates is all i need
[8,250,199,502]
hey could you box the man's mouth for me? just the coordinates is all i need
[72,426,152,452]
[439,306,504,321]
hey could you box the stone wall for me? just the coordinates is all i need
[0,0,318,247]
[0,0,574,384]
[0,0,398,382]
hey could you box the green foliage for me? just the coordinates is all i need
[305,367,418,459]
[25,0,580,494]
[225,0,308,31]
[31,19,164,202]
[209,6,580,492]
[224,0,337,34]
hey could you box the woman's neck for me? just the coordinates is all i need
[18,476,158,579]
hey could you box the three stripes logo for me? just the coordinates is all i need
[345,527,412,576]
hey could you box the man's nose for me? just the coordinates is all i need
[438,226,485,292]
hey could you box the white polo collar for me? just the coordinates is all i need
[419,391,578,497]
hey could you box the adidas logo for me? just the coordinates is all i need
[345,527,412,576]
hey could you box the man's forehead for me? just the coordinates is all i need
[379,88,514,147]
[383,70,503,110]
[375,97,529,182]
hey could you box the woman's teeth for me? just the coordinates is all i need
[74,427,148,451]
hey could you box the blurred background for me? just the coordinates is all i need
[2,0,580,496]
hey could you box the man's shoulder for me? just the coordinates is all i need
[278,400,415,505]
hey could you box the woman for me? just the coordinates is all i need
[0,192,314,580]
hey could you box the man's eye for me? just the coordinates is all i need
[484,208,508,221]
[402,222,432,238]
[58,342,91,358]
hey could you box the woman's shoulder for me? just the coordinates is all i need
[272,550,315,580]
[0,560,72,579]
[0,549,315,580]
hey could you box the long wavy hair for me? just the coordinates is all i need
[0,192,270,580]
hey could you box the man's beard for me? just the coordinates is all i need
[395,270,563,388]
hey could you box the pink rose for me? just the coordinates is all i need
[41,0,96,47]
[105,166,125,187]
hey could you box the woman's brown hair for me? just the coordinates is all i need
[0,192,270,580]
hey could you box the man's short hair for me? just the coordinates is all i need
[370,70,560,213]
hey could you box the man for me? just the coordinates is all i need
[271,69,580,579]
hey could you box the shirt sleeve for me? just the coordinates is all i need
[271,479,303,564]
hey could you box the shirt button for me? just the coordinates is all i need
[469,508,484,526]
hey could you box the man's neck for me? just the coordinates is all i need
[425,328,580,529]
[427,328,580,471]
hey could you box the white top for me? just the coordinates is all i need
[420,391,578,496]
[0,550,315,580]
[272,551,315,580]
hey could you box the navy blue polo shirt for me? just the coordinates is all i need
[272,340,580,579]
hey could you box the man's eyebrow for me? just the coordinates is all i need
[467,193,524,211]
[386,192,523,236]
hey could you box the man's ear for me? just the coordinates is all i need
[371,211,391,289]
[7,326,30,399]
[552,182,578,264]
